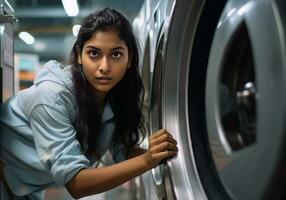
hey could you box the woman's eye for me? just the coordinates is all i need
[89,51,99,58]
[112,52,122,59]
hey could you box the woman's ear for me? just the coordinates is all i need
[78,54,82,65]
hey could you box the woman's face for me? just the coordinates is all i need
[78,30,130,99]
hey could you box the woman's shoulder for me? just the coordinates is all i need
[35,80,74,105]
[13,60,76,116]
[34,60,73,90]
[12,81,75,119]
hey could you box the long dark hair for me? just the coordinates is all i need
[70,8,145,160]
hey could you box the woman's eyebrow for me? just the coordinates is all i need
[86,45,126,51]
[111,47,126,51]
[85,46,100,51]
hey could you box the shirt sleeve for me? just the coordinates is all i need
[29,104,90,186]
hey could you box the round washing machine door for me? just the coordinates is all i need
[162,0,228,199]
[162,0,286,199]
[205,0,286,199]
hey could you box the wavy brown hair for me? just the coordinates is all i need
[69,8,145,161]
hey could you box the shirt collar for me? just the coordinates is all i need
[101,101,114,123]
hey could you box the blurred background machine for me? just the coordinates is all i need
[0,0,14,102]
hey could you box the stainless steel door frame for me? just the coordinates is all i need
[162,0,228,199]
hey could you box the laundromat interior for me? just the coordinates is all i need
[1,0,286,199]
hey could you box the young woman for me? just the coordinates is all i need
[0,8,178,199]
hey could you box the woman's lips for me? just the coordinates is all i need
[96,77,112,84]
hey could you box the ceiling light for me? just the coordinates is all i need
[72,24,81,37]
[19,31,35,45]
[62,0,79,17]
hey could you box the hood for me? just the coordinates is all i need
[33,60,73,89]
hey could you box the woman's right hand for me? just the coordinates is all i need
[143,129,178,168]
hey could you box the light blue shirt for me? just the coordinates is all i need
[0,60,126,198]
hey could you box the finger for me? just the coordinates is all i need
[151,141,178,153]
[150,134,177,147]
[156,133,177,145]
[153,150,178,161]
[151,129,170,139]
[159,152,178,165]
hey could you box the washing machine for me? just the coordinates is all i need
[0,0,15,103]
[133,0,177,199]
[133,0,286,199]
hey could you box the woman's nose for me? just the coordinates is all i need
[98,57,111,73]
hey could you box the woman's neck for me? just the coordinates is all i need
[94,92,107,115]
